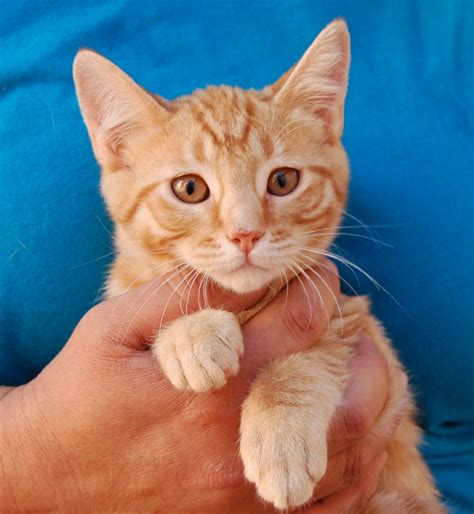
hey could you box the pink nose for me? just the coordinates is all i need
[229,230,264,254]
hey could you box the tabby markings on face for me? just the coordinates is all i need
[73,20,350,294]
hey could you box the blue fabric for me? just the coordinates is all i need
[1,0,473,511]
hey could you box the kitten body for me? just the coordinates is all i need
[74,20,445,512]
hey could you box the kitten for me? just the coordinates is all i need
[74,19,445,513]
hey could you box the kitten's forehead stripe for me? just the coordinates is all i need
[189,87,260,153]
[192,137,205,163]
[102,81,349,297]
[261,132,274,158]
[193,106,222,147]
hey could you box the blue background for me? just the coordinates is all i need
[1,1,473,511]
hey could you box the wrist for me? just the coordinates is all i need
[0,383,59,511]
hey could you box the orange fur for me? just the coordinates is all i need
[74,19,444,512]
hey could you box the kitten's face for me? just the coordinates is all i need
[74,20,350,294]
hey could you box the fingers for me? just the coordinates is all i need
[241,260,340,375]
[299,452,387,514]
[81,269,266,350]
[309,334,396,501]
[328,334,390,454]
[81,258,338,355]
[312,429,392,500]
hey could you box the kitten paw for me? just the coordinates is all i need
[240,406,327,509]
[153,309,243,392]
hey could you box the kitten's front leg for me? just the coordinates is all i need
[240,346,350,510]
[153,309,243,392]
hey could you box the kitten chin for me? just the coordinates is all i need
[210,265,278,294]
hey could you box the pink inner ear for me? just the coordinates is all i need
[272,20,350,135]
[74,50,171,170]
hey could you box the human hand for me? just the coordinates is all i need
[0,261,393,513]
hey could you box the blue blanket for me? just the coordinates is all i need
[1,1,473,510]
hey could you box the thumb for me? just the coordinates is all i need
[78,269,265,351]
[241,260,340,376]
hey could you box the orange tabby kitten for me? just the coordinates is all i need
[73,19,445,513]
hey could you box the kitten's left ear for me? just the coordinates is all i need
[73,50,169,170]
[271,19,351,137]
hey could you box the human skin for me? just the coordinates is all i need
[0,261,395,513]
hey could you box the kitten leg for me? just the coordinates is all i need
[153,309,243,392]
[355,305,446,513]
[240,345,352,510]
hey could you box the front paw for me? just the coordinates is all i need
[240,405,328,510]
[153,309,243,392]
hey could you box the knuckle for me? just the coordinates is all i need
[76,303,127,348]
[283,303,316,344]
[343,447,365,486]
[76,305,103,336]
[343,404,373,440]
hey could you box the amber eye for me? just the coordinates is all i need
[171,174,210,203]
[267,167,300,196]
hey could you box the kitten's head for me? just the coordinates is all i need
[73,19,350,294]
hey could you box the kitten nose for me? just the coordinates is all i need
[229,229,264,254]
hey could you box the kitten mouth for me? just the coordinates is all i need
[208,258,277,294]
[219,259,269,277]
[235,261,266,272]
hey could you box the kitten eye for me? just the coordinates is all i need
[267,167,300,196]
[171,174,210,203]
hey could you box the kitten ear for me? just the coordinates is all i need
[272,19,350,137]
[73,50,168,170]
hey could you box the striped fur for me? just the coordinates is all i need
[74,19,444,512]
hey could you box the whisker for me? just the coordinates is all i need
[185,270,201,315]
[275,119,317,143]
[157,267,196,334]
[341,210,391,249]
[287,262,313,331]
[104,258,181,331]
[180,269,198,316]
[291,259,324,311]
[331,242,350,258]
[295,246,407,313]
[299,253,360,298]
[278,121,323,144]
[204,274,210,309]
[296,244,360,285]
[104,257,184,337]
[95,214,114,238]
[305,264,344,335]
[274,118,301,141]
[297,223,403,236]
[117,263,188,347]
[291,258,335,337]
[68,251,115,270]
[299,231,392,248]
